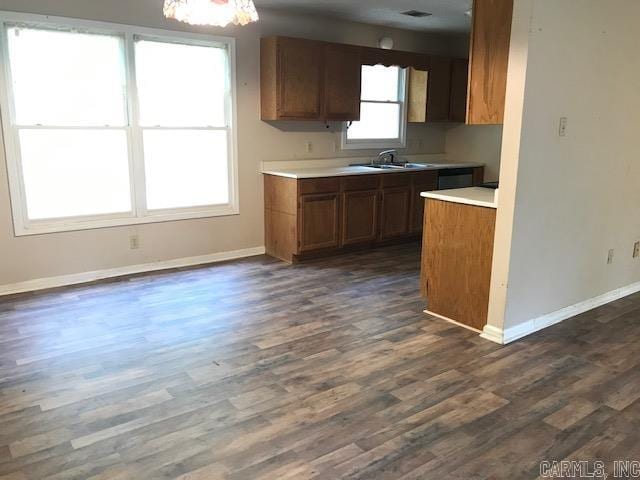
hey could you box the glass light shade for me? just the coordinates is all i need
[163,0,259,27]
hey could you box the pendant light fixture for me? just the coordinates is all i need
[163,0,259,27]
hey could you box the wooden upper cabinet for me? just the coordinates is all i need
[324,44,361,121]
[279,39,323,119]
[426,56,452,123]
[408,57,468,124]
[449,58,469,123]
[407,68,428,123]
[467,0,514,124]
[261,37,361,122]
[261,37,323,120]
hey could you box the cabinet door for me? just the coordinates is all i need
[324,44,361,121]
[278,38,323,119]
[467,0,513,124]
[449,58,469,123]
[426,56,452,122]
[341,190,378,246]
[380,187,411,240]
[299,193,340,252]
[407,67,428,123]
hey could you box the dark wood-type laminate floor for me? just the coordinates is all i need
[1,243,640,480]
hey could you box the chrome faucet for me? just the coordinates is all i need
[376,149,397,165]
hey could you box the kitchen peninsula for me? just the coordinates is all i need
[420,187,498,331]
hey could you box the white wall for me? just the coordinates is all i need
[488,0,640,335]
[0,0,466,287]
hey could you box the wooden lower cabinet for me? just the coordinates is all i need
[341,190,378,246]
[299,193,340,252]
[380,187,411,240]
[421,199,496,331]
[411,184,433,233]
[264,168,480,263]
[410,171,438,234]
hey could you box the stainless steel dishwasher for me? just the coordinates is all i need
[437,168,474,190]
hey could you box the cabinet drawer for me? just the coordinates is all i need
[382,173,411,188]
[342,175,380,192]
[299,177,340,195]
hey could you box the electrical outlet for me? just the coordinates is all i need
[559,117,568,137]
[634,242,640,258]
[129,235,140,250]
[305,141,313,153]
[607,248,614,265]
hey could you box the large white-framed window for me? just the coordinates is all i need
[342,65,407,150]
[0,12,238,236]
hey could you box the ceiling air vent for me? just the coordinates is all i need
[401,10,432,18]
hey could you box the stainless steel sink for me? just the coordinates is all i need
[402,163,431,168]
[364,164,404,169]
[363,163,430,170]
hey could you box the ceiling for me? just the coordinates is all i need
[253,0,473,33]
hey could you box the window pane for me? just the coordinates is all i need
[347,102,401,140]
[19,129,131,220]
[7,27,127,126]
[135,40,227,127]
[360,65,400,102]
[143,130,229,210]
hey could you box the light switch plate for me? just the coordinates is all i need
[559,117,568,137]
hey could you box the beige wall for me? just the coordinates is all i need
[445,125,503,182]
[0,0,467,286]
[490,0,640,331]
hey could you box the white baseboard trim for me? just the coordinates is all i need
[0,246,266,296]
[480,325,504,344]
[481,280,640,345]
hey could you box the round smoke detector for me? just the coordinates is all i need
[378,37,394,50]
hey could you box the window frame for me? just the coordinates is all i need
[0,12,239,236]
[341,66,408,151]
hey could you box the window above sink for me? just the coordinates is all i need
[341,65,407,150]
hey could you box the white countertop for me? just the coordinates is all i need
[421,187,498,209]
[262,162,484,179]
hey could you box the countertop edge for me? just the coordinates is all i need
[262,163,485,179]
[420,188,498,209]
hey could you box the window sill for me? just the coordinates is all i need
[13,204,239,236]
